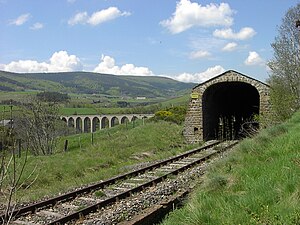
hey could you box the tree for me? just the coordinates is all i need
[36,91,70,103]
[268,3,300,120]
[14,98,65,155]
[1,115,36,224]
[0,145,35,224]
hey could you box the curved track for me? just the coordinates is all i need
[3,140,237,225]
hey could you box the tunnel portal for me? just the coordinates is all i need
[202,82,259,141]
[183,70,270,143]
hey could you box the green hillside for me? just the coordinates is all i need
[0,70,195,98]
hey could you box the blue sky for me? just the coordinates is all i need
[0,0,298,83]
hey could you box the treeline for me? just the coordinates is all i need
[37,91,70,103]
[268,3,300,121]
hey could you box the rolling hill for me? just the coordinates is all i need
[0,71,195,98]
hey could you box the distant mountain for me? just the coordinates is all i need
[0,71,195,97]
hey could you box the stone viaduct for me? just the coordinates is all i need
[184,70,270,143]
[61,114,153,133]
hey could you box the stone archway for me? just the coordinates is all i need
[202,81,260,141]
[121,116,129,124]
[92,117,100,132]
[75,117,82,133]
[101,117,109,129]
[183,70,270,143]
[111,117,119,127]
[84,117,91,133]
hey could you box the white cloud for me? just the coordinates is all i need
[68,12,88,25]
[188,37,226,59]
[173,65,225,83]
[1,51,82,73]
[49,51,82,72]
[1,53,152,75]
[9,13,30,26]
[68,7,131,26]
[30,22,44,30]
[160,0,234,34]
[88,7,131,26]
[222,42,238,51]
[93,55,153,76]
[244,51,264,66]
[1,60,49,73]
[190,50,211,59]
[213,27,256,40]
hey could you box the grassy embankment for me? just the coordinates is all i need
[10,119,198,202]
[162,111,300,225]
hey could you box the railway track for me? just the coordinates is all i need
[2,140,238,225]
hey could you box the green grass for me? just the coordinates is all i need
[162,111,300,225]
[59,107,128,115]
[60,107,99,115]
[0,91,38,101]
[5,120,198,202]
[158,94,190,108]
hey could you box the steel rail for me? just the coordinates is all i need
[49,141,238,225]
[0,141,220,222]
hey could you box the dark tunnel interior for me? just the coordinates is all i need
[202,82,260,141]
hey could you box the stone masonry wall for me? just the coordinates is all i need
[183,70,270,143]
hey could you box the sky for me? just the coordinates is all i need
[0,0,299,83]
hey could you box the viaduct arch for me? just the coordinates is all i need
[183,70,270,143]
[61,114,153,133]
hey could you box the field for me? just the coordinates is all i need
[59,94,189,115]
[161,111,300,225]
[60,107,99,115]
[0,91,38,102]
[60,93,190,115]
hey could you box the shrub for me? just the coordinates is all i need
[151,106,187,124]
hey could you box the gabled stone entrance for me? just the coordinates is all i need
[183,70,270,143]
